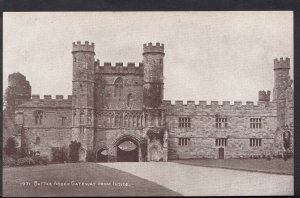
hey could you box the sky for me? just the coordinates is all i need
[3,12,293,104]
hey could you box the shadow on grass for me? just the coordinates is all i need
[3,162,181,197]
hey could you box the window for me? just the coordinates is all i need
[127,93,132,107]
[250,118,262,128]
[74,57,76,62]
[61,117,66,126]
[283,131,291,149]
[80,111,84,124]
[216,117,228,128]
[34,110,44,125]
[216,138,228,146]
[178,138,190,146]
[80,126,84,134]
[36,137,40,145]
[179,117,191,128]
[250,138,262,147]
[114,77,123,98]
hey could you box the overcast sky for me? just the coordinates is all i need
[3,11,293,104]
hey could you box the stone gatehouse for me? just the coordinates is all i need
[5,41,294,162]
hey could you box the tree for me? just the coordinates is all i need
[5,137,17,156]
[69,141,81,162]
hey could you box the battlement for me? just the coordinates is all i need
[31,95,72,101]
[162,100,277,109]
[258,90,271,102]
[274,57,290,70]
[143,42,165,55]
[18,94,73,108]
[72,41,95,53]
[95,62,144,75]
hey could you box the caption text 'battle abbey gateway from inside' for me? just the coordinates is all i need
[4,41,294,162]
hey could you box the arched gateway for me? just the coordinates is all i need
[97,148,108,162]
[112,135,145,162]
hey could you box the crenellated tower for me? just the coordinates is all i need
[258,90,271,102]
[273,57,293,128]
[72,41,95,160]
[143,42,165,108]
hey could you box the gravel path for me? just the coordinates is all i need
[100,162,293,196]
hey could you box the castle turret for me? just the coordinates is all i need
[258,90,270,102]
[273,57,292,128]
[72,41,95,160]
[6,73,31,111]
[143,42,165,108]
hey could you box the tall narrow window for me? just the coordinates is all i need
[36,137,40,145]
[283,131,291,149]
[34,110,44,125]
[61,117,67,126]
[80,110,84,124]
[114,77,123,98]
[127,93,132,107]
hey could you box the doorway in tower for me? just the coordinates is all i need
[283,131,291,150]
[97,149,108,162]
[218,148,224,159]
[117,139,139,162]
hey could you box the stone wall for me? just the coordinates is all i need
[15,95,72,159]
[163,100,278,159]
[94,70,144,110]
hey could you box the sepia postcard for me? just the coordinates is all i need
[2,11,294,196]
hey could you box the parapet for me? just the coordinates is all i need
[19,94,73,108]
[187,101,195,106]
[162,100,277,110]
[258,90,271,102]
[246,101,254,106]
[274,57,290,70]
[56,95,64,100]
[30,95,72,101]
[72,41,95,53]
[211,101,219,106]
[32,95,40,100]
[143,42,164,55]
[222,101,230,106]
[234,101,242,107]
[175,100,183,105]
[96,62,144,75]
[44,95,52,100]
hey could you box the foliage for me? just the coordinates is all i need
[3,151,48,167]
[3,157,17,167]
[86,150,96,162]
[51,147,69,163]
[5,137,17,156]
[32,155,49,165]
[16,157,35,166]
[69,141,81,162]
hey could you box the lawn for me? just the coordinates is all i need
[3,163,181,197]
[172,158,293,175]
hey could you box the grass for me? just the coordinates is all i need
[172,158,293,175]
[3,163,181,197]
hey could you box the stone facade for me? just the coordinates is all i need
[6,42,293,162]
